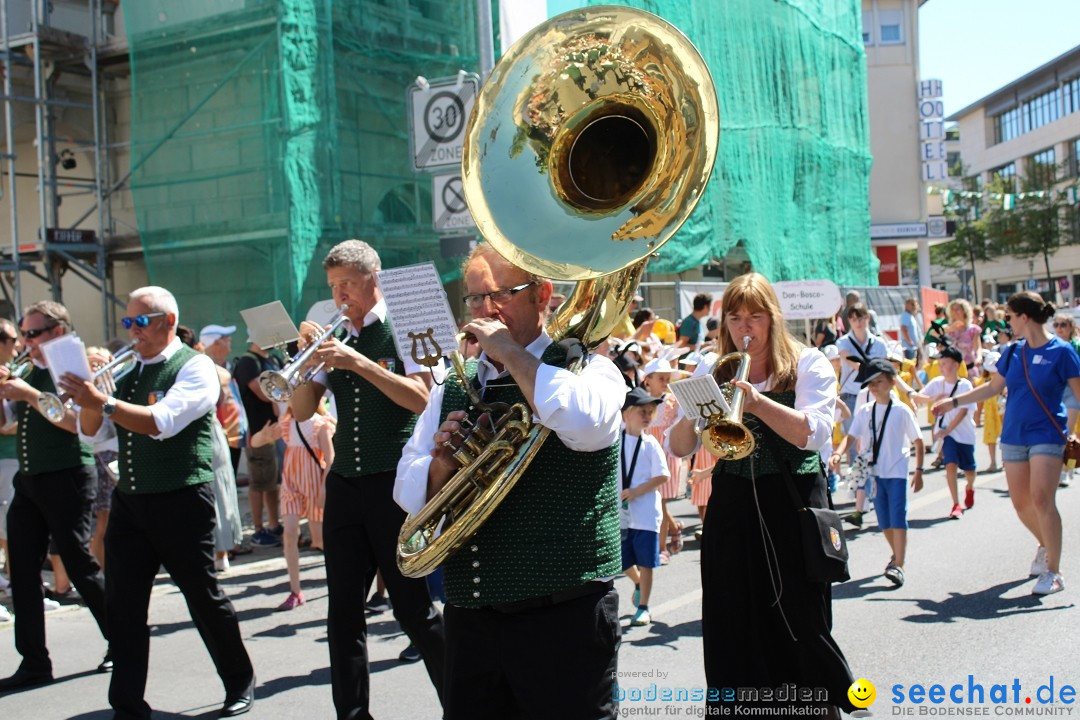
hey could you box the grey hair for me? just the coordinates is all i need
[323,239,381,274]
[129,286,180,329]
[22,300,73,332]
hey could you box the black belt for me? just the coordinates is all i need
[484,580,613,615]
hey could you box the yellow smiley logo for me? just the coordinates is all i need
[848,678,876,709]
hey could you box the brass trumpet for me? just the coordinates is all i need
[697,336,756,461]
[39,340,140,423]
[257,305,350,403]
[3,349,32,383]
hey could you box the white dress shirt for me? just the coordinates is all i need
[666,346,837,456]
[310,299,425,390]
[394,331,625,515]
[79,337,219,443]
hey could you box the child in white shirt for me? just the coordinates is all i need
[832,359,924,587]
[912,345,976,519]
[620,387,670,628]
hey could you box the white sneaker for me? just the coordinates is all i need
[1032,571,1065,596]
[1030,546,1048,578]
[43,598,60,612]
[0,604,11,622]
[214,556,230,573]
[1061,470,1072,488]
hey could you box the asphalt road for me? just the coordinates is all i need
[2,431,1079,719]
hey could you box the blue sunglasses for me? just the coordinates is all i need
[121,312,165,330]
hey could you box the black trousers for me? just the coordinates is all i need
[7,466,109,673]
[323,470,445,720]
[443,586,621,720]
[105,483,253,720]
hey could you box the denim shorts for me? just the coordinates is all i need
[942,437,976,472]
[873,477,908,530]
[1000,442,1065,463]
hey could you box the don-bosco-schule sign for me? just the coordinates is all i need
[772,280,843,321]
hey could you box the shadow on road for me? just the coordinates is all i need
[833,575,903,600]
[620,617,702,649]
[864,578,1074,623]
[257,667,332,699]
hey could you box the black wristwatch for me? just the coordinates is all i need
[102,397,117,417]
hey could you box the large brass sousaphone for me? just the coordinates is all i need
[396,6,719,578]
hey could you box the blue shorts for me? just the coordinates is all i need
[1000,442,1065,463]
[873,477,908,530]
[942,436,976,471]
[622,528,661,570]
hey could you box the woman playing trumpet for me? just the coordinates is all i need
[668,273,854,716]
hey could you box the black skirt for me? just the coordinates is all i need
[701,465,855,712]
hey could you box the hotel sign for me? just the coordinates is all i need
[918,79,947,182]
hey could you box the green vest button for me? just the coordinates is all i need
[472,561,479,568]
[470,545,478,552]
[473,577,480,583]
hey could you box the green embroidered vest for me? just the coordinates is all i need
[719,390,821,479]
[439,342,621,607]
[327,319,416,477]
[114,345,214,494]
[15,366,93,475]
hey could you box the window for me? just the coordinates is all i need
[991,162,1017,192]
[993,81,1072,145]
[1070,137,1080,178]
[878,10,903,44]
[1026,148,1056,189]
[947,151,962,176]
[862,12,872,44]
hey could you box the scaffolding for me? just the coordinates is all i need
[0,0,126,338]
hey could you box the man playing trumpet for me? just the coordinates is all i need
[395,244,626,720]
[61,286,254,718]
[0,301,111,691]
[291,239,445,720]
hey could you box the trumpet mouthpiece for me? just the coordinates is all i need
[741,336,751,350]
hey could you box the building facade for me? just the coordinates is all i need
[944,45,1080,304]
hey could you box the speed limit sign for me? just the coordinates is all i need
[408,75,479,171]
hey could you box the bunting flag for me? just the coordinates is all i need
[1002,194,1014,210]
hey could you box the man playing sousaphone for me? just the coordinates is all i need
[394,243,626,720]
[290,239,445,719]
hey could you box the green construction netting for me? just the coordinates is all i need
[124,0,480,328]
[584,0,876,284]
[124,0,874,330]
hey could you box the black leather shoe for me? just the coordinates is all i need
[0,667,54,692]
[219,676,255,717]
[97,651,113,673]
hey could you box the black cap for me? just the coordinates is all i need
[856,357,897,387]
[613,353,638,372]
[623,386,663,410]
[938,345,963,364]
[706,316,719,331]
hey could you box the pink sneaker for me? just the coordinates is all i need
[276,592,305,611]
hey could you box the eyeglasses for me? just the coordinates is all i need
[121,312,166,330]
[21,322,58,340]
[1054,321,1072,328]
[462,282,536,309]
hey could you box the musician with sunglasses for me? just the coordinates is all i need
[290,240,445,720]
[0,301,111,692]
[60,286,254,718]
[395,243,626,720]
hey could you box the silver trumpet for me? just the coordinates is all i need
[39,340,140,423]
[257,305,350,403]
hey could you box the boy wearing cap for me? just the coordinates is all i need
[619,387,670,627]
[912,346,976,519]
[831,358,924,586]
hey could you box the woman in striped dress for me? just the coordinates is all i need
[642,356,688,562]
[251,403,335,611]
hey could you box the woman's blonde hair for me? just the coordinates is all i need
[948,298,973,325]
[719,273,803,393]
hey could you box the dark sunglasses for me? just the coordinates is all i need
[21,322,59,340]
[1054,321,1072,328]
[121,312,166,330]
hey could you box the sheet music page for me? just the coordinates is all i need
[240,301,301,350]
[377,262,459,370]
[669,375,731,422]
[40,333,92,389]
